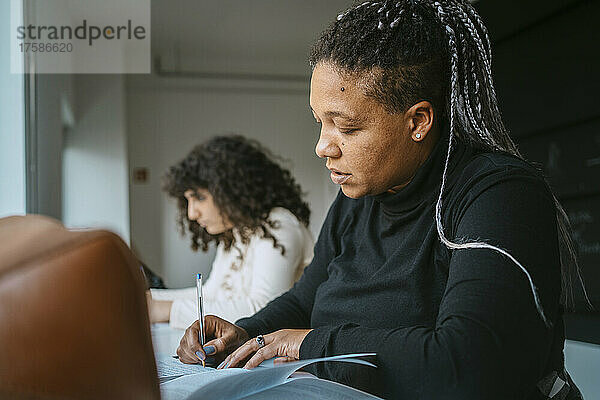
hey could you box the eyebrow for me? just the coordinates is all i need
[309,107,364,124]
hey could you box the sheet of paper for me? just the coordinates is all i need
[155,355,213,382]
[161,368,249,400]
[183,353,376,400]
[151,322,184,357]
[241,376,383,400]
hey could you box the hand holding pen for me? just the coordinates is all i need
[177,315,249,366]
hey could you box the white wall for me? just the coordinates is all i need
[0,0,25,217]
[62,75,130,243]
[127,75,337,288]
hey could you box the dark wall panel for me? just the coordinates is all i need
[518,118,600,199]
[562,195,600,311]
[491,1,600,137]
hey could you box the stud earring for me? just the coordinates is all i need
[415,133,422,140]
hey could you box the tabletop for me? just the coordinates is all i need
[152,323,185,357]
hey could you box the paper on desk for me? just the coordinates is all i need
[160,353,376,400]
[156,355,215,383]
[161,368,249,400]
[242,376,383,400]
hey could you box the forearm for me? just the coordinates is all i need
[146,291,172,323]
[299,236,559,398]
[235,290,312,338]
[204,291,285,324]
[299,312,549,400]
[167,289,311,331]
[149,287,196,301]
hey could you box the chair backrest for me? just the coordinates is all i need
[0,215,160,399]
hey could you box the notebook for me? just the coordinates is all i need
[157,353,382,400]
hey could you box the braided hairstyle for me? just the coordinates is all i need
[163,135,310,255]
[310,0,591,326]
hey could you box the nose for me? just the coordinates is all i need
[315,129,342,159]
[187,199,200,221]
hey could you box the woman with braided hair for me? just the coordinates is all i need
[176,1,587,398]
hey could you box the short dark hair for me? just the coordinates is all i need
[310,1,448,116]
[163,135,310,254]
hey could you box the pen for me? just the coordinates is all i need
[140,265,148,289]
[196,273,206,368]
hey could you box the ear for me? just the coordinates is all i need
[406,101,434,142]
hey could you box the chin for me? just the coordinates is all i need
[205,226,226,235]
[340,184,368,199]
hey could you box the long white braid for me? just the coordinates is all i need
[447,0,592,311]
[431,1,551,327]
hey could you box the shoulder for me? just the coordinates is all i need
[445,149,556,227]
[267,208,309,240]
[463,150,540,176]
[268,207,303,227]
[260,207,312,246]
[450,150,553,202]
[237,209,313,266]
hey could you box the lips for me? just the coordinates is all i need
[328,168,351,185]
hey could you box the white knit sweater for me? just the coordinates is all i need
[150,208,314,330]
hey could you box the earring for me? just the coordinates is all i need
[415,133,422,140]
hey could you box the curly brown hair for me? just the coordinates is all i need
[163,135,311,255]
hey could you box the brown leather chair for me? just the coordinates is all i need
[0,215,160,399]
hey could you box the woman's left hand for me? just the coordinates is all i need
[217,329,313,369]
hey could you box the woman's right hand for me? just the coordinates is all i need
[177,315,249,365]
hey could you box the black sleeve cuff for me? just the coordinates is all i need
[235,317,264,339]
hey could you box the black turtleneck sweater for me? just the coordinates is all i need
[236,136,575,399]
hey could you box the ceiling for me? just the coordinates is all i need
[150,0,355,76]
[149,0,585,76]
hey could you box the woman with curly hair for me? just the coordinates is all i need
[148,135,314,330]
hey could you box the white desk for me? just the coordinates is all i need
[152,323,185,357]
[564,339,600,399]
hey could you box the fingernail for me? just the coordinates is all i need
[217,360,226,369]
[224,361,231,369]
[195,351,205,361]
[203,345,216,355]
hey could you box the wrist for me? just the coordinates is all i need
[298,327,322,360]
[295,328,313,359]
